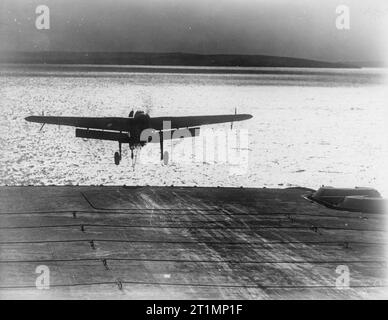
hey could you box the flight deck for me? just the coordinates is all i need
[0,186,387,299]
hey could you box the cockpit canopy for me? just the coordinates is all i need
[128,110,148,118]
[134,110,146,118]
[128,110,150,128]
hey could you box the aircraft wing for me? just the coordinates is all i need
[25,113,252,132]
[25,116,131,132]
[149,114,252,130]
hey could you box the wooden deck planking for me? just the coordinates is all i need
[0,241,384,263]
[0,186,387,299]
[1,260,386,287]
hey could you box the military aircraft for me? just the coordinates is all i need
[25,110,252,165]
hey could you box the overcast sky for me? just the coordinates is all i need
[0,0,387,62]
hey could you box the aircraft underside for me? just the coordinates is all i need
[25,110,252,166]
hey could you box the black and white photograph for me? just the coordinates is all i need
[0,0,387,303]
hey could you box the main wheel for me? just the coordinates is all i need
[114,152,121,165]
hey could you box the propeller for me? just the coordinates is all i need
[39,110,46,132]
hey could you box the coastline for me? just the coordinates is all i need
[0,63,377,77]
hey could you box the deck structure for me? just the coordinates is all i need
[0,186,386,299]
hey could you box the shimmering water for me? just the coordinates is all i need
[1,66,387,193]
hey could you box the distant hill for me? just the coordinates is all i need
[343,61,387,68]
[0,51,359,68]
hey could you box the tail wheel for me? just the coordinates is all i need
[114,152,121,165]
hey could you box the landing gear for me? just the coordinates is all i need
[129,144,140,170]
[160,133,170,165]
[160,132,164,160]
[114,142,122,165]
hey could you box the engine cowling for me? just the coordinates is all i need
[133,111,150,127]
